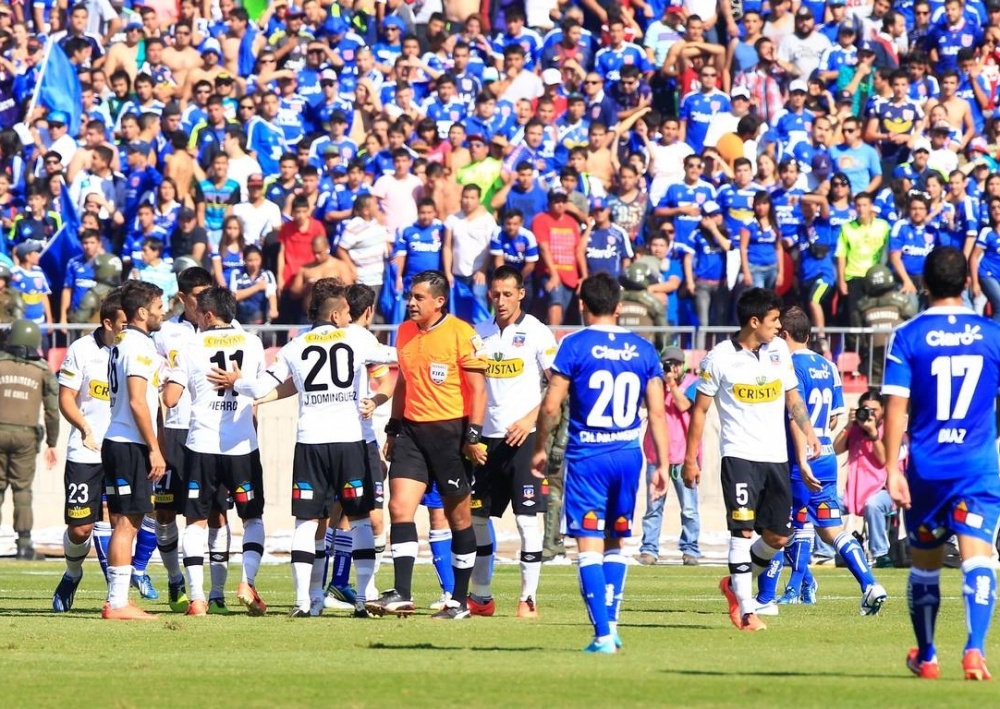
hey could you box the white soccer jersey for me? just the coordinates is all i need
[361,353,397,443]
[476,313,557,438]
[235,324,395,444]
[168,326,265,455]
[154,314,197,429]
[58,331,112,464]
[697,335,799,463]
[106,327,162,444]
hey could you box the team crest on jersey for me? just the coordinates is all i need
[342,479,364,499]
[954,501,984,529]
[512,333,525,348]
[816,503,840,520]
[581,510,604,531]
[523,485,535,501]
[769,352,780,365]
[234,483,255,503]
[795,506,808,524]
[429,362,448,384]
[292,482,314,500]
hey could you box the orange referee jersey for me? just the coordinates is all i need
[397,314,488,422]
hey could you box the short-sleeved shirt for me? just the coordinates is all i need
[58,331,111,464]
[396,314,488,423]
[697,336,798,463]
[106,326,162,444]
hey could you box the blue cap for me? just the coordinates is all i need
[325,15,348,36]
[332,165,347,177]
[590,197,608,211]
[858,40,877,53]
[125,19,143,31]
[127,140,150,155]
[382,15,407,30]
[15,241,43,258]
[47,110,69,125]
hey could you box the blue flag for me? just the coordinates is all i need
[36,42,82,136]
[39,188,82,292]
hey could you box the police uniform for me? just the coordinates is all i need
[70,283,116,324]
[618,289,668,351]
[858,276,917,385]
[542,396,569,560]
[472,313,556,519]
[0,289,25,323]
[0,347,59,554]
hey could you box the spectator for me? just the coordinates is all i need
[212,215,247,289]
[169,208,209,264]
[837,192,891,350]
[232,174,282,247]
[444,183,496,322]
[371,148,423,239]
[337,194,389,304]
[834,389,896,569]
[531,188,585,326]
[231,244,279,325]
[130,236,176,306]
[277,194,326,318]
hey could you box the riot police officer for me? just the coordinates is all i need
[857,264,917,385]
[619,257,669,350]
[0,319,59,559]
[0,264,25,324]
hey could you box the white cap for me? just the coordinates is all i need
[730,86,751,100]
[789,79,808,93]
[542,68,562,85]
[481,67,500,83]
[912,139,932,153]
[320,68,338,82]
[202,37,222,56]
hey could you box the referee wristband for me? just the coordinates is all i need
[465,424,483,445]
[385,419,402,437]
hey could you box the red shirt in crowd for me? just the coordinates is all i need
[278,217,325,287]
[532,211,583,289]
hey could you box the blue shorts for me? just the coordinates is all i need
[905,474,1000,550]
[421,482,443,510]
[791,479,843,529]
[562,447,642,538]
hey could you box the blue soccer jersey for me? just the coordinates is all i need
[554,326,663,462]
[786,348,844,484]
[883,307,1000,482]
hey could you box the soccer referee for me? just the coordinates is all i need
[368,270,489,620]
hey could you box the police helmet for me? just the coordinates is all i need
[5,318,42,351]
[94,254,123,286]
[865,264,894,296]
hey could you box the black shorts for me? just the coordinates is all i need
[64,461,104,526]
[801,278,834,308]
[472,434,547,518]
[389,418,471,499]
[367,441,386,507]
[292,441,374,520]
[185,449,265,521]
[101,440,155,517]
[721,457,793,535]
[155,427,189,512]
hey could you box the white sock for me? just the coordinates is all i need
[311,539,327,600]
[63,530,91,580]
[107,565,132,609]
[370,531,386,600]
[182,524,209,602]
[241,518,265,585]
[729,536,754,616]
[516,514,543,601]
[749,536,783,578]
[156,521,183,583]
[351,518,376,604]
[470,516,493,598]
[208,524,230,601]
[292,519,319,610]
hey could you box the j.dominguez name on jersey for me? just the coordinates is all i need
[305,390,357,405]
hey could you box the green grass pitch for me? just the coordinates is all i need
[0,562,994,708]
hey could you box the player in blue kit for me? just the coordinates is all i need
[532,273,670,654]
[883,246,1000,681]
[755,306,887,616]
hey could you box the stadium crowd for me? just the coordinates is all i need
[4,0,1000,336]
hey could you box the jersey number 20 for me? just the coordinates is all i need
[587,371,641,428]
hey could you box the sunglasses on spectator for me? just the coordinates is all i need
[832,179,849,186]
[584,79,601,84]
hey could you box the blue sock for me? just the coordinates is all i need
[834,532,875,591]
[321,528,334,587]
[756,556,783,604]
[487,518,496,579]
[131,517,158,573]
[908,567,941,663]
[429,528,455,595]
[962,557,997,654]
[331,530,353,588]
[603,551,628,624]
[578,551,610,640]
[93,521,111,582]
[785,528,813,594]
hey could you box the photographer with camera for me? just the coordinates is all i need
[638,347,702,566]
[833,388,896,568]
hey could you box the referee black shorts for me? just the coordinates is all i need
[389,418,472,499]
[720,456,793,536]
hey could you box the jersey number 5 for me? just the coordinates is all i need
[930,354,982,421]
[587,371,641,428]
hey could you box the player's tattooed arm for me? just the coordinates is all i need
[786,388,822,459]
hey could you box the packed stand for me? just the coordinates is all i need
[1,0,998,351]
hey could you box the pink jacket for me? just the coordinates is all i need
[643,372,700,466]
[843,424,905,516]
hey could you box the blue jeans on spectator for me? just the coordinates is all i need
[640,464,701,558]
[863,489,894,558]
[749,264,777,290]
[979,275,1000,322]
